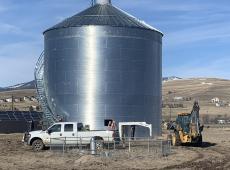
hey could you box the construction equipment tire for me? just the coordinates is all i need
[172,134,181,146]
[195,135,203,147]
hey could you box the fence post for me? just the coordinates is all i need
[160,140,163,156]
[80,137,82,152]
[50,138,52,151]
[162,140,166,157]
[108,136,109,151]
[168,140,171,155]
[129,138,131,152]
[62,138,65,155]
[148,138,150,153]
[113,138,115,150]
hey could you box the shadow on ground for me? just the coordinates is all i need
[201,142,217,148]
[180,142,217,148]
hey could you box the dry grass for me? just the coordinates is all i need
[0,89,38,111]
[162,78,230,120]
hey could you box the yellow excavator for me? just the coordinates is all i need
[171,101,203,146]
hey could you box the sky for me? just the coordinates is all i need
[0,0,230,87]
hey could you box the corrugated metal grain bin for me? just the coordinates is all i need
[43,0,163,137]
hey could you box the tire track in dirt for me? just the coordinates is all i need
[163,147,205,170]
[163,143,230,170]
[210,146,230,169]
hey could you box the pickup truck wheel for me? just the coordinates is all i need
[95,140,104,151]
[32,139,44,151]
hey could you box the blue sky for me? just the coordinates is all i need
[0,0,230,87]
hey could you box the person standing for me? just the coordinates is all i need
[130,125,136,140]
[111,120,116,130]
[107,121,112,130]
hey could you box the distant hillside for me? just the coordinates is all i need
[162,76,182,82]
[0,77,180,92]
[0,80,35,92]
[163,78,230,101]
[162,78,230,120]
[1,77,229,100]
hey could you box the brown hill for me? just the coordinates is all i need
[0,89,37,111]
[162,78,230,121]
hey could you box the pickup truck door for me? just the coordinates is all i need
[62,123,77,145]
[47,124,63,145]
[76,123,90,145]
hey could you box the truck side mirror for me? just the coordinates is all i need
[47,129,52,134]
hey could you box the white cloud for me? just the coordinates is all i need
[0,23,22,34]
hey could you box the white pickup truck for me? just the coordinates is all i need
[23,122,115,151]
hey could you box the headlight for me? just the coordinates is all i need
[23,133,31,142]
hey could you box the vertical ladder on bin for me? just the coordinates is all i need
[34,52,57,128]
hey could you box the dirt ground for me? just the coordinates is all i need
[0,126,230,170]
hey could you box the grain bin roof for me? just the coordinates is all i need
[44,4,162,34]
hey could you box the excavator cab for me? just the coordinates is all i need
[176,113,191,133]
